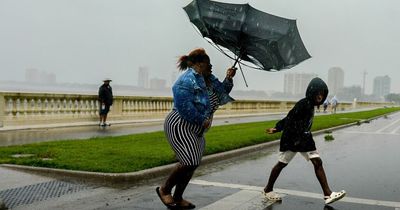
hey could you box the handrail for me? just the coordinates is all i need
[0,92,393,127]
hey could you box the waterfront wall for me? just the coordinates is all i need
[0,92,393,127]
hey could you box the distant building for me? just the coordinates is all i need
[373,75,391,98]
[150,78,166,90]
[327,67,344,96]
[25,68,56,84]
[47,73,56,84]
[284,72,317,96]
[339,85,362,102]
[25,68,40,83]
[138,67,149,88]
[41,72,56,84]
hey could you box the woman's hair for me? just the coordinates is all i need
[177,48,210,71]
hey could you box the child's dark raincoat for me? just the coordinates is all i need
[275,77,328,152]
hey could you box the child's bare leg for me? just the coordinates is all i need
[310,157,332,196]
[264,162,287,193]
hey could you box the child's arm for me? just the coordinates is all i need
[266,127,277,134]
[266,117,286,134]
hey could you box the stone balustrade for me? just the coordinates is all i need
[0,91,393,127]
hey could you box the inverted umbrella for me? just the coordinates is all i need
[183,0,311,86]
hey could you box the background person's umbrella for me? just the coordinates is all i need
[184,0,311,86]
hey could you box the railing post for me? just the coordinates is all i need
[0,92,394,128]
[0,93,4,127]
[111,97,123,116]
[279,101,287,112]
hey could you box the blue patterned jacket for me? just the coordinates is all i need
[172,68,234,126]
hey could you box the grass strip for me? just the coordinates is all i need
[0,107,398,173]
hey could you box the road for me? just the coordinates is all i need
[0,113,286,146]
[0,111,399,209]
[0,107,374,146]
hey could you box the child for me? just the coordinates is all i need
[263,77,346,205]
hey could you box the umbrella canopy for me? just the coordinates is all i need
[183,0,311,71]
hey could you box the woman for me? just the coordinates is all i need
[156,48,236,209]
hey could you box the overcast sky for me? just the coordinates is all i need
[1,0,399,94]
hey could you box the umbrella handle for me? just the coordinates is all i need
[232,57,248,87]
[232,56,240,68]
[238,62,248,87]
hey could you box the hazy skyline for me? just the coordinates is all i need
[1,0,399,94]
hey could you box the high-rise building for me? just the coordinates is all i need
[138,67,149,88]
[339,85,362,101]
[373,75,391,98]
[150,78,166,90]
[284,72,317,96]
[25,68,40,83]
[327,67,344,96]
[46,73,56,84]
[25,68,56,84]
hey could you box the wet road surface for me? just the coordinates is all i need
[0,114,286,146]
[0,108,374,146]
[1,111,400,209]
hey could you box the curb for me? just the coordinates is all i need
[0,113,389,184]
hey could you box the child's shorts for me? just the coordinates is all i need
[278,150,320,164]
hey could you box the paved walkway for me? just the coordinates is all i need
[0,112,287,146]
[0,107,395,210]
[0,107,375,147]
[2,110,399,209]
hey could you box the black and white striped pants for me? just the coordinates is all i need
[164,110,205,166]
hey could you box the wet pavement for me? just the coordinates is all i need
[0,108,372,147]
[1,110,400,209]
[0,113,286,146]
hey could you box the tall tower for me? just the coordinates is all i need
[138,67,149,88]
[362,70,367,95]
[284,73,317,96]
[327,67,344,96]
[373,75,391,98]
[25,68,40,83]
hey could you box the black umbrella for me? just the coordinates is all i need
[183,0,311,86]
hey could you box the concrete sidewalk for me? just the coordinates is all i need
[0,107,383,185]
[0,112,289,147]
[0,108,396,210]
[0,112,287,132]
[0,107,377,132]
[0,107,379,148]
[0,117,366,185]
[1,111,399,210]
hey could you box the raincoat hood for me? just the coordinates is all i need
[305,77,328,106]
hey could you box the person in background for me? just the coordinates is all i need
[323,98,330,113]
[330,95,338,114]
[98,79,113,126]
[156,48,236,209]
[263,77,346,205]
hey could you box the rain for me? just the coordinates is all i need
[0,0,400,97]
